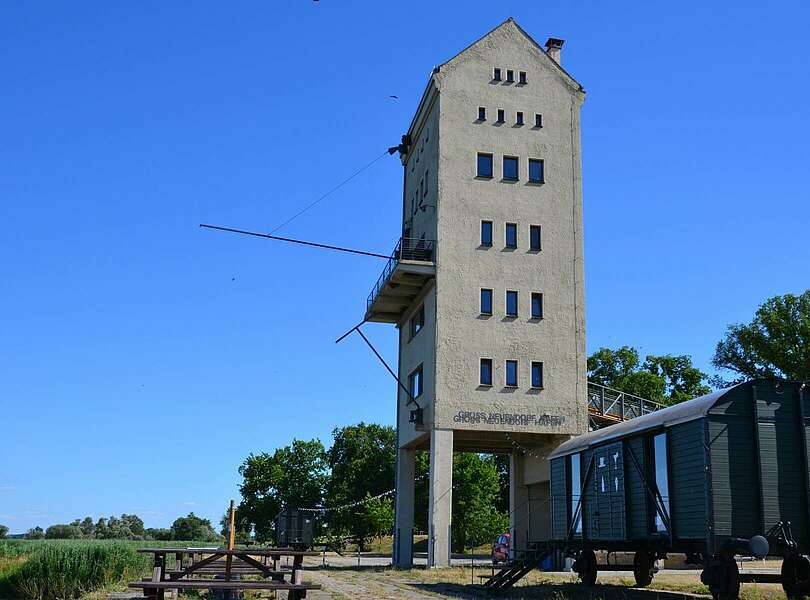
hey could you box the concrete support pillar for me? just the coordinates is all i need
[427,428,453,567]
[510,452,530,558]
[393,447,415,568]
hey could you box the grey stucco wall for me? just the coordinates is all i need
[395,20,587,454]
[433,22,586,436]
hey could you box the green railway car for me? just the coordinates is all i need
[547,379,810,600]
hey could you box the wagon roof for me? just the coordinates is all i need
[548,385,738,459]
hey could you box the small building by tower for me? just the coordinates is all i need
[364,18,588,567]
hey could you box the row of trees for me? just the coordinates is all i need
[234,423,509,551]
[20,512,220,541]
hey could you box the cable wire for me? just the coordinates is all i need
[268,150,390,235]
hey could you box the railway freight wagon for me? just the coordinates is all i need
[547,379,810,600]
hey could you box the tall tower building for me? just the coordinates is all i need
[364,18,587,567]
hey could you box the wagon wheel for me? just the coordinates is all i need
[702,554,740,600]
[633,551,655,587]
[782,554,810,600]
[574,549,597,586]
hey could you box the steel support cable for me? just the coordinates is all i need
[268,150,390,235]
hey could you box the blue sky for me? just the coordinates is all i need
[2,1,808,533]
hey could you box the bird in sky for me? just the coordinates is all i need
[389,95,398,99]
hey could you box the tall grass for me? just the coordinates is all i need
[0,541,149,599]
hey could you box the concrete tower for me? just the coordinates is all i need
[364,18,587,567]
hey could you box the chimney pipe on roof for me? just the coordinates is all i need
[545,37,565,65]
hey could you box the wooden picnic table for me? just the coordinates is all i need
[130,547,321,600]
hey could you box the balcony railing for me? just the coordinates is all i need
[586,381,666,427]
[366,237,436,312]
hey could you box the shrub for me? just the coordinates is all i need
[7,542,148,599]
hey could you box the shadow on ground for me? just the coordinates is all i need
[409,582,711,600]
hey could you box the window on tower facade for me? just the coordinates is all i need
[480,358,493,386]
[409,305,424,339]
[519,71,527,84]
[505,223,517,248]
[481,220,493,247]
[493,68,502,81]
[535,113,543,128]
[506,69,514,83]
[408,365,423,398]
[506,360,518,387]
[530,225,542,251]
[503,156,519,181]
[506,290,518,317]
[478,106,486,121]
[516,111,524,126]
[477,153,493,178]
[529,159,545,183]
[531,362,544,388]
[480,288,493,315]
[497,109,505,123]
[531,293,543,319]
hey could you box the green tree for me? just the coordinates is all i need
[237,439,328,542]
[0,524,8,539]
[452,454,509,552]
[169,513,221,542]
[26,526,44,539]
[361,494,394,538]
[324,423,396,546]
[587,346,710,404]
[45,524,82,539]
[79,516,95,537]
[713,290,810,384]
[145,527,172,541]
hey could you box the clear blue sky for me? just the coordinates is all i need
[2,1,808,534]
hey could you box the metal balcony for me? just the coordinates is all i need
[365,237,436,323]
[586,381,667,429]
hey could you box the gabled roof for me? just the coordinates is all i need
[547,384,739,459]
[438,17,583,91]
[404,18,583,145]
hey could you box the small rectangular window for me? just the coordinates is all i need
[477,153,493,178]
[535,113,543,128]
[505,223,517,248]
[408,365,423,398]
[654,433,670,532]
[503,156,518,180]
[423,169,429,196]
[531,362,544,388]
[506,360,518,387]
[530,225,542,251]
[516,111,524,125]
[496,109,505,123]
[410,305,425,339]
[480,358,493,386]
[478,107,486,121]
[519,71,527,84]
[493,68,501,81]
[531,293,543,319]
[506,69,514,83]
[481,220,493,247]
[506,290,518,317]
[529,159,544,183]
[480,288,493,315]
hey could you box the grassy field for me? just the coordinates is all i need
[0,539,216,600]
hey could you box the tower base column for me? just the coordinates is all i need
[393,447,415,568]
[428,428,453,567]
